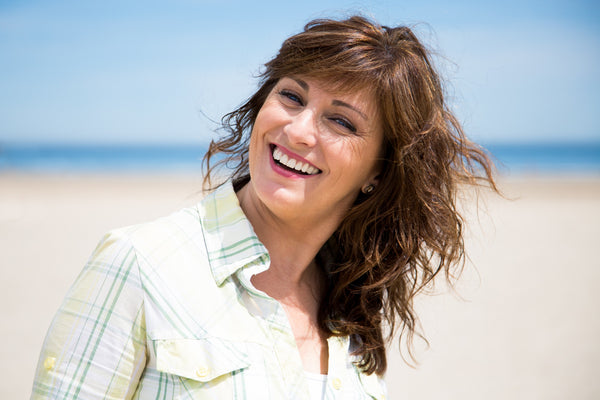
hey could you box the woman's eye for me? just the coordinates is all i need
[330,117,357,133]
[279,90,303,106]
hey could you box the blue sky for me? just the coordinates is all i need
[1,0,599,145]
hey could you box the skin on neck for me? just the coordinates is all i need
[236,181,350,290]
[237,182,350,286]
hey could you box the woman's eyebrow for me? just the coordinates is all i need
[332,99,368,120]
[291,77,309,91]
[290,76,368,120]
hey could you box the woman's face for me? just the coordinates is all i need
[246,76,383,223]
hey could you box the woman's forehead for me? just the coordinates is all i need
[302,73,373,94]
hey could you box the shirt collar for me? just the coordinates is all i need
[198,181,269,286]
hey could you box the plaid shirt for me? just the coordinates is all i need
[31,182,386,399]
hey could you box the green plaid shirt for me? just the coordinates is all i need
[31,182,386,399]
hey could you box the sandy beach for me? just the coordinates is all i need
[2,172,599,399]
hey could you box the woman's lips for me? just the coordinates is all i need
[271,145,321,176]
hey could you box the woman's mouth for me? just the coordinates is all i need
[271,145,321,175]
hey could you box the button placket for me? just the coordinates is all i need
[331,377,342,390]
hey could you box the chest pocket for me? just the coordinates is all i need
[155,337,250,383]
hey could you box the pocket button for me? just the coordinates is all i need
[195,366,210,378]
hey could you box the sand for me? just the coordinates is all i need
[2,172,599,399]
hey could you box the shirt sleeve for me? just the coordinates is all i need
[30,230,147,399]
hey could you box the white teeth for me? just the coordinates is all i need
[272,146,319,175]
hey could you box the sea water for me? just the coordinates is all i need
[1,142,599,175]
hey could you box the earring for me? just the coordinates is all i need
[362,184,375,194]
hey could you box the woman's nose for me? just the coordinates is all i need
[284,109,318,147]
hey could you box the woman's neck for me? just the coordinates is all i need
[236,182,340,288]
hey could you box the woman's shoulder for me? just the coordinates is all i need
[119,204,203,241]
[93,203,209,273]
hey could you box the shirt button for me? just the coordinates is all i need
[332,377,342,390]
[195,366,210,378]
[43,356,56,371]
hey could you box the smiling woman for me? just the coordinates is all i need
[31,15,498,400]
[205,13,499,373]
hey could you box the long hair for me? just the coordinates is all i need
[203,15,498,376]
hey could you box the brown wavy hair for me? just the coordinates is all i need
[203,15,498,376]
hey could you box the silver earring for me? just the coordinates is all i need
[362,184,375,194]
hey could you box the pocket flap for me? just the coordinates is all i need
[155,338,250,382]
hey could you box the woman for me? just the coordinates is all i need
[31,16,497,399]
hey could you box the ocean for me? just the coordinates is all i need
[1,142,599,175]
